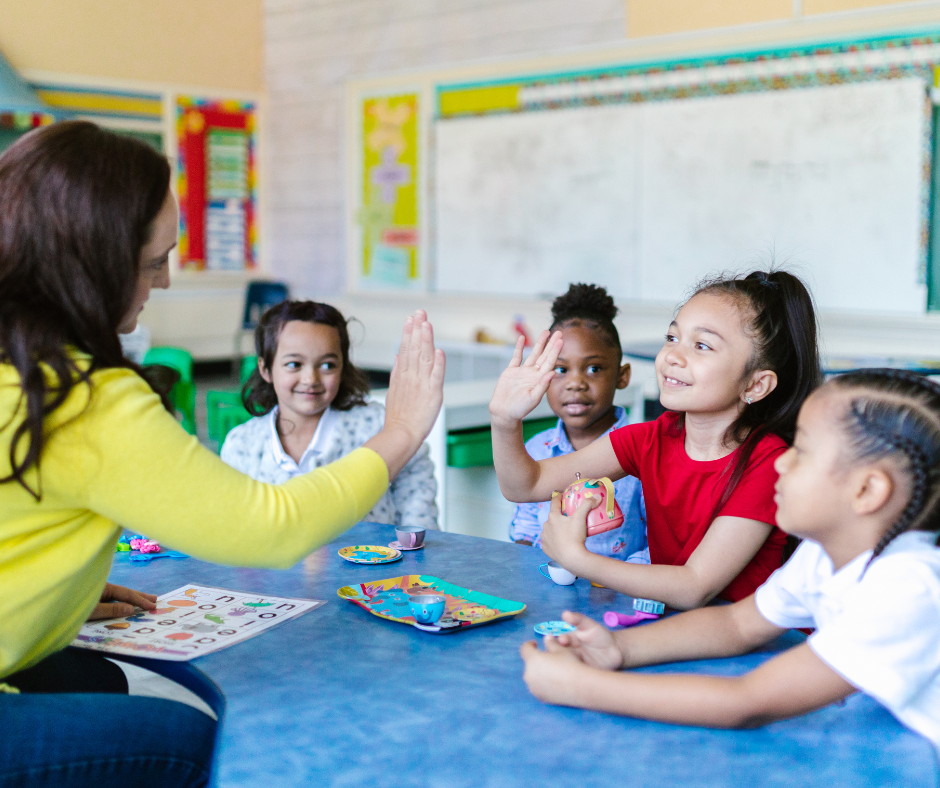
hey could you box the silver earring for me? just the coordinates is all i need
[745,396,753,405]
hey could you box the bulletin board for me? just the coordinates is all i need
[357,93,421,289]
[177,97,257,272]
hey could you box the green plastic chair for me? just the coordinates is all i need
[143,347,194,382]
[143,347,196,435]
[240,355,258,384]
[217,403,253,448]
[206,390,253,449]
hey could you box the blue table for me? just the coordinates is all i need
[108,522,939,787]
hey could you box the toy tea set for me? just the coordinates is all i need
[539,474,624,585]
[337,476,661,635]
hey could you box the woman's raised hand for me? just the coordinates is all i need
[489,330,563,428]
[367,310,446,479]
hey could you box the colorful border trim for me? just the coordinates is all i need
[438,31,940,117]
[31,83,162,121]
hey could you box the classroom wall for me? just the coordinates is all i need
[0,0,263,91]
[266,0,940,302]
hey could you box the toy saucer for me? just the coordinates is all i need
[338,545,402,564]
[534,621,576,636]
[389,540,425,551]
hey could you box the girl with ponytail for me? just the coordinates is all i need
[491,270,821,609]
[519,369,940,749]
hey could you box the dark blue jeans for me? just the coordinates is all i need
[0,649,216,788]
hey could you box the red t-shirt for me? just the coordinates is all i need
[609,412,788,602]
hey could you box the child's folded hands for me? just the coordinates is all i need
[520,611,624,704]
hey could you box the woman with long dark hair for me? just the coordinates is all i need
[0,121,444,787]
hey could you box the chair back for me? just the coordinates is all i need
[242,281,289,330]
[143,347,194,383]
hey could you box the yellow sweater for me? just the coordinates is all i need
[0,361,389,679]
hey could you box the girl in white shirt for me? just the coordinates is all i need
[520,368,940,749]
[222,300,439,530]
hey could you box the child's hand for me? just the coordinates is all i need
[489,330,563,428]
[540,491,597,569]
[88,582,157,620]
[553,611,624,670]
[520,636,588,705]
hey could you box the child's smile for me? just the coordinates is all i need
[654,292,758,416]
[261,320,344,430]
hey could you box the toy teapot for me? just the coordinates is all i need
[560,474,623,537]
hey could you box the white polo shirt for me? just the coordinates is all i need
[267,405,337,476]
[755,530,940,748]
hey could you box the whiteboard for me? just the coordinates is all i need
[434,78,928,313]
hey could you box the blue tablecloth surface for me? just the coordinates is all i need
[108,522,939,788]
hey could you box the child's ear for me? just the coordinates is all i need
[258,358,272,384]
[742,369,778,405]
[853,466,894,516]
[617,362,631,389]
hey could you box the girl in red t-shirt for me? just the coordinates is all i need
[490,271,821,608]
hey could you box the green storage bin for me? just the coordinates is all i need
[447,415,558,468]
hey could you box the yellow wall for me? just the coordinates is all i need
[627,0,933,37]
[0,0,262,91]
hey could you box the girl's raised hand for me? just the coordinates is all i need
[489,330,563,428]
[367,310,446,479]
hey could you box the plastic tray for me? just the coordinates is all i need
[337,574,525,633]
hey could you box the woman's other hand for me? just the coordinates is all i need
[88,582,157,620]
[488,331,562,428]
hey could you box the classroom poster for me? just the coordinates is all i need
[360,93,420,288]
[72,584,323,661]
[177,97,258,272]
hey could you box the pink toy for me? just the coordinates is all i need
[603,610,659,628]
[129,538,161,554]
[560,475,623,537]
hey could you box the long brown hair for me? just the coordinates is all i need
[0,121,171,499]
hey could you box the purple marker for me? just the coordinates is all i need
[603,610,659,628]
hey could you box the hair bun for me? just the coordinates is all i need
[551,283,618,324]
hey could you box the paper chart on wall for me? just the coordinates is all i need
[72,584,324,661]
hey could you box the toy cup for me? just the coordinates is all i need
[560,476,623,537]
[396,525,426,549]
[538,560,577,586]
[409,594,446,624]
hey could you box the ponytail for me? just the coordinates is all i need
[691,270,823,516]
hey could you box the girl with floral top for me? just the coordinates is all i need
[221,300,439,530]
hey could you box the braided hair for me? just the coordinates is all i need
[829,369,940,562]
[549,283,620,351]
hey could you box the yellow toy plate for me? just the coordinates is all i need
[338,545,402,564]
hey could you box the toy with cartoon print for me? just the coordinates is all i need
[558,473,624,536]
